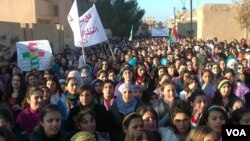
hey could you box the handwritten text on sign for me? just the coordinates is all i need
[16,40,52,71]
[68,4,107,47]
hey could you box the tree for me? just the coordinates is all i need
[96,0,145,37]
[235,0,250,40]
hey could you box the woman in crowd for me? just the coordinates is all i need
[223,69,249,102]
[153,80,180,127]
[212,77,238,112]
[168,100,191,140]
[122,112,144,141]
[74,109,110,141]
[64,77,79,109]
[179,75,200,102]
[66,85,111,134]
[96,80,115,111]
[211,62,221,81]
[200,69,216,100]
[114,66,135,97]
[134,62,152,92]
[26,73,39,87]
[29,104,70,141]
[188,89,208,129]
[109,84,142,141]
[172,70,192,94]
[136,105,161,140]
[153,74,171,99]
[3,73,26,119]
[91,79,103,99]
[199,105,229,140]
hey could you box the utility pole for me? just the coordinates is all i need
[190,0,193,38]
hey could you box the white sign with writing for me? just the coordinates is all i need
[16,40,52,71]
[68,3,107,47]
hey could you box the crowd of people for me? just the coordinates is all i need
[0,37,250,141]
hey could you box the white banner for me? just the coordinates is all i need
[151,27,169,37]
[68,2,107,47]
[67,0,81,47]
[16,40,52,71]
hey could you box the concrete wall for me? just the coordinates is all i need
[0,21,65,66]
[0,0,36,23]
[35,0,52,21]
[197,4,249,41]
[177,21,197,38]
[0,22,24,66]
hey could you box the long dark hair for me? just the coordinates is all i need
[212,77,236,109]
[3,73,26,105]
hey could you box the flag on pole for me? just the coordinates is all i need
[169,27,179,43]
[68,2,107,47]
[67,0,81,47]
[129,25,133,41]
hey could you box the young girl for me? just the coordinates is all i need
[136,106,161,141]
[16,86,43,135]
[169,100,191,140]
[224,69,249,102]
[153,74,171,99]
[39,85,50,105]
[134,63,151,91]
[29,104,70,141]
[153,80,179,127]
[200,69,216,100]
[66,85,111,134]
[179,75,200,101]
[96,80,115,111]
[92,79,103,99]
[212,77,238,112]
[199,105,229,140]
[46,75,69,121]
[75,109,110,141]
[114,67,135,97]
[122,112,144,141]
[65,77,79,109]
[26,73,39,87]
[188,89,208,129]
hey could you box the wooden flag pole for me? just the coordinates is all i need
[106,40,116,61]
[81,47,86,64]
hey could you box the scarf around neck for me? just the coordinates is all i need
[116,96,137,115]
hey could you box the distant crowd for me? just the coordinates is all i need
[0,37,250,141]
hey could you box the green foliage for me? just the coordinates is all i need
[96,0,145,37]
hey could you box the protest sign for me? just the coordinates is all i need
[16,40,52,71]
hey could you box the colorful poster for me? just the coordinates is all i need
[16,40,52,71]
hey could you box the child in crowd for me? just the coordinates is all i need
[16,86,43,135]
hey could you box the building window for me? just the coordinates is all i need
[53,5,58,17]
